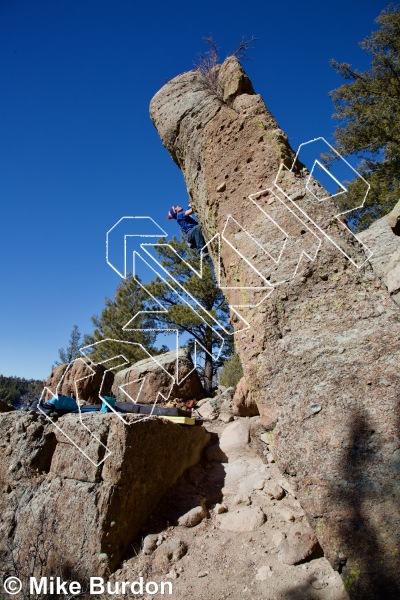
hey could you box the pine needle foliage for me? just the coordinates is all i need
[329,4,400,230]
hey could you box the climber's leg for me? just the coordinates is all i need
[187,224,207,254]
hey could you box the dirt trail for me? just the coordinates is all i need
[111,415,349,600]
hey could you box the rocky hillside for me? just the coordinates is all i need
[0,374,44,408]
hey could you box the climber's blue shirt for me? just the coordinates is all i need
[176,209,198,234]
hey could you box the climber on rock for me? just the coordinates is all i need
[167,204,209,257]
[167,203,216,281]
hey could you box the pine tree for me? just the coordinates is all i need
[218,353,243,388]
[144,237,234,393]
[55,324,82,366]
[329,4,400,230]
[82,277,158,364]
[0,375,45,407]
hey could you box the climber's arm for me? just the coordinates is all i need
[185,207,194,216]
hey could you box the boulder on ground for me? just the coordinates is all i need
[45,358,114,404]
[177,505,206,527]
[152,538,188,572]
[1,411,209,579]
[142,533,159,555]
[197,400,218,420]
[219,419,250,454]
[112,348,203,404]
[232,377,259,417]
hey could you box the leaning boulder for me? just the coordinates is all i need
[45,358,114,404]
[150,56,400,598]
[112,347,204,404]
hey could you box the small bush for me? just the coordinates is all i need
[193,36,257,102]
[218,353,243,388]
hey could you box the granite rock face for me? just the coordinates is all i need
[150,57,400,598]
[359,199,400,307]
[112,347,204,403]
[0,412,209,580]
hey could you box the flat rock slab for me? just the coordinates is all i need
[217,506,266,532]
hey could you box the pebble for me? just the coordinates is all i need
[271,484,285,500]
[142,534,158,555]
[178,505,206,527]
[310,402,322,414]
[166,568,178,580]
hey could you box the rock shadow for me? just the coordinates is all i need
[126,433,227,559]
[330,409,399,599]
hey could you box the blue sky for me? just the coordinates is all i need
[0,0,388,379]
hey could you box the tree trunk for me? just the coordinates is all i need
[203,327,214,393]
[203,351,213,394]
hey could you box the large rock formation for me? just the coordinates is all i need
[0,411,209,582]
[150,57,400,598]
[46,349,204,406]
[112,347,204,403]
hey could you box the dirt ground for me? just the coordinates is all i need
[105,415,349,600]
